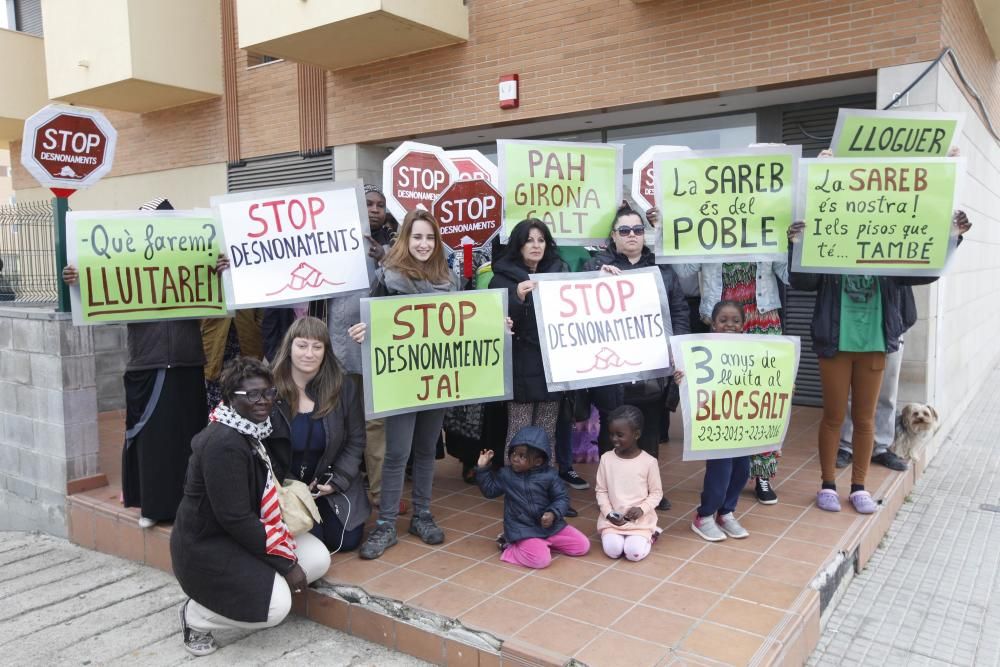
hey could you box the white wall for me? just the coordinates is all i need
[877,62,1000,436]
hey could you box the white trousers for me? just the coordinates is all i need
[185,531,330,631]
[601,533,652,562]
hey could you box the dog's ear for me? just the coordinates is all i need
[928,405,939,422]
[900,404,914,420]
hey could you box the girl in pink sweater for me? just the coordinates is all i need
[595,405,664,561]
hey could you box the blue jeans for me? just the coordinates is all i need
[697,456,750,517]
[311,495,364,552]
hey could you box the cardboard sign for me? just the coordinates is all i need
[532,268,673,391]
[431,179,503,252]
[497,140,623,244]
[212,181,371,309]
[446,149,498,185]
[831,109,965,158]
[361,289,512,418]
[21,104,118,192]
[671,333,800,461]
[793,157,961,276]
[66,210,227,325]
[653,146,799,263]
[383,141,459,221]
[630,145,689,210]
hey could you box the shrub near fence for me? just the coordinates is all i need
[0,200,58,304]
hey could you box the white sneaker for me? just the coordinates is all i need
[716,512,749,539]
[138,517,156,529]
[691,513,726,542]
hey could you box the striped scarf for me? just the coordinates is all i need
[210,403,297,562]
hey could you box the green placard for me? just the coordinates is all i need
[498,140,622,244]
[832,110,962,157]
[797,158,958,274]
[671,334,799,461]
[362,289,511,418]
[67,211,226,325]
[654,149,796,262]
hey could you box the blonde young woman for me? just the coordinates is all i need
[348,210,461,559]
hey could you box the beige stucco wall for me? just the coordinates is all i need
[14,162,228,210]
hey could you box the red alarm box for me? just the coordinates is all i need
[499,74,519,109]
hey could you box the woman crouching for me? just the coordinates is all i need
[170,357,331,656]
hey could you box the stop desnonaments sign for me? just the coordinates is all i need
[21,104,118,190]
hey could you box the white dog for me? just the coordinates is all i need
[892,403,939,460]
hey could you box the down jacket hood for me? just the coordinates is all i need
[508,425,551,465]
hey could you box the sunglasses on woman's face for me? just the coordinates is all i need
[233,387,278,403]
[615,225,645,237]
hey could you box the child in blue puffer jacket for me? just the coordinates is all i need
[475,426,590,568]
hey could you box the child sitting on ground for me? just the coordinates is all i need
[475,426,590,568]
[595,405,664,561]
[675,300,753,542]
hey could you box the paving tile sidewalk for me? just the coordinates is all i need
[0,532,430,666]
[810,363,1000,667]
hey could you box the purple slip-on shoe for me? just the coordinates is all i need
[816,489,841,512]
[849,490,878,514]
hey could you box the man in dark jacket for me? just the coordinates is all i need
[474,426,590,568]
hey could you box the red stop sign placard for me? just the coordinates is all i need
[432,179,503,252]
[630,145,689,211]
[21,104,117,192]
[446,149,498,185]
[383,141,458,221]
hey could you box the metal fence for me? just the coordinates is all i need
[0,200,59,305]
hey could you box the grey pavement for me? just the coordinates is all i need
[0,532,430,666]
[810,363,1000,667]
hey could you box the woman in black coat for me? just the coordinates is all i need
[170,357,331,656]
[269,316,370,552]
[584,205,690,511]
[489,219,570,454]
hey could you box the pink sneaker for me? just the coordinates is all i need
[816,489,841,512]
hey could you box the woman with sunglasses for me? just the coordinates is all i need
[584,205,690,511]
[171,357,331,656]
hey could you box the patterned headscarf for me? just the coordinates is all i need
[363,184,383,196]
[138,197,174,211]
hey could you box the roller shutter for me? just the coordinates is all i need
[227,152,333,193]
[779,94,876,406]
[14,0,43,36]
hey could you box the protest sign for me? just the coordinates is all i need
[653,145,799,263]
[212,181,371,309]
[630,145,689,211]
[831,109,964,158]
[446,149,498,185]
[670,333,800,461]
[383,141,459,221]
[66,210,227,325]
[361,289,512,418]
[793,157,961,276]
[497,140,623,244]
[532,268,673,392]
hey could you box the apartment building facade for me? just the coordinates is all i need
[0,0,997,431]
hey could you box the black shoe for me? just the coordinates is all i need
[496,533,508,551]
[564,506,579,518]
[836,450,852,468]
[559,469,590,490]
[871,450,908,471]
[755,477,778,505]
[656,498,671,511]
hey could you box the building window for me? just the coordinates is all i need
[12,0,43,36]
[246,53,281,68]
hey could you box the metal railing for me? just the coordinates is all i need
[0,199,59,305]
